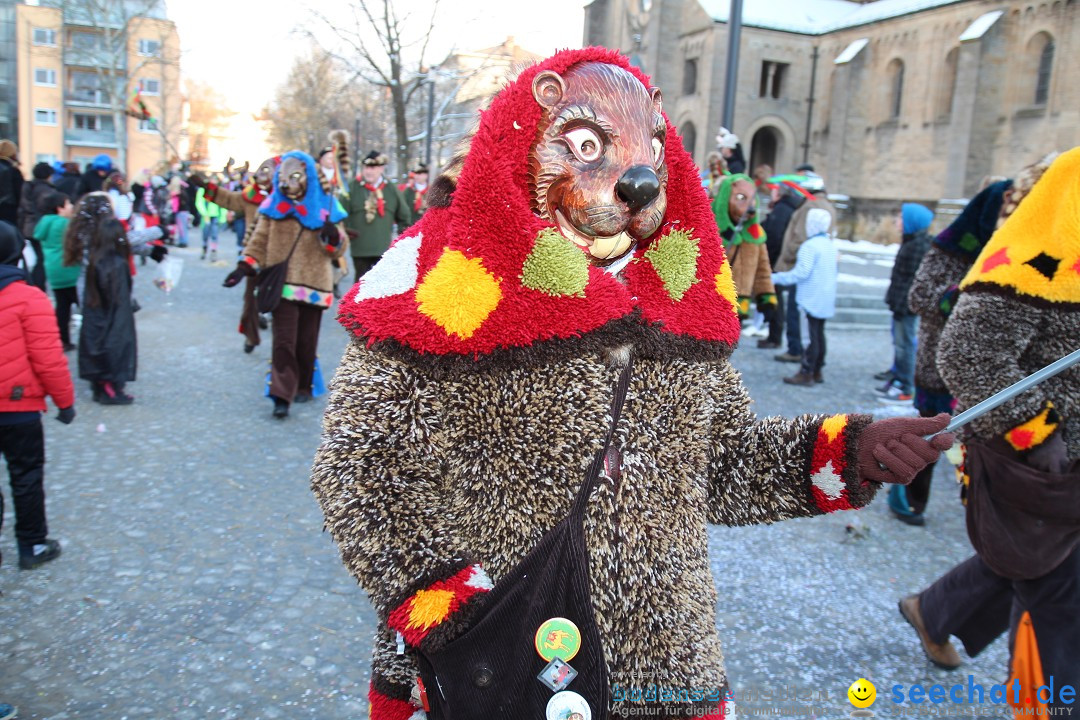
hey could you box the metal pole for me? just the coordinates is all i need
[721,0,743,130]
[802,46,819,164]
[354,115,361,174]
[945,348,1080,435]
[425,77,436,167]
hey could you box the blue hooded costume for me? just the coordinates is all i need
[258,151,346,230]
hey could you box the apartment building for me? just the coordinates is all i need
[14,0,181,177]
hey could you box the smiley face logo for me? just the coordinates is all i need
[848,678,877,708]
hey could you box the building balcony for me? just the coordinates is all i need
[65,90,110,108]
[65,128,118,148]
[64,48,126,71]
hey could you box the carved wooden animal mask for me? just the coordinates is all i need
[279,156,307,200]
[529,62,666,265]
[254,158,277,190]
[728,179,756,225]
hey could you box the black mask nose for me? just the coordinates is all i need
[616,165,660,210]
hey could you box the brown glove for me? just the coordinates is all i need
[856,413,955,485]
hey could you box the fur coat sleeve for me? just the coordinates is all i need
[706,359,877,524]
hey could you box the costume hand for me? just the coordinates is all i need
[856,413,954,484]
[224,262,254,288]
[187,173,206,189]
[1026,431,1069,474]
[56,406,76,424]
[149,244,168,262]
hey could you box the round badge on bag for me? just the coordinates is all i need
[546,690,591,720]
[535,617,582,662]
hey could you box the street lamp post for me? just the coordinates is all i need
[722,0,743,130]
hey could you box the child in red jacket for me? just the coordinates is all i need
[0,220,75,570]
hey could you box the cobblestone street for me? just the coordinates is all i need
[1,240,1010,719]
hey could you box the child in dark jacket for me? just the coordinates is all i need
[0,221,75,571]
[74,217,137,404]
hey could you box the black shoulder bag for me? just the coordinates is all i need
[415,361,632,718]
[254,227,303,314]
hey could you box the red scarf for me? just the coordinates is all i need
[412,186,427,213]
[242,182,269,206]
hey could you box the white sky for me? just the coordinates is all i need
[167,0,587,165]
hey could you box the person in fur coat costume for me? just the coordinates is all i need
[311,48,952,720]
[194,156,280,352]
[900,147,1080,717]
[224,151,348,417]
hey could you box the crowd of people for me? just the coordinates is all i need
[0,45,1076,720]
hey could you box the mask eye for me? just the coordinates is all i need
[652,137,664,165]
[736,193,747,201]
[564,127,604,162]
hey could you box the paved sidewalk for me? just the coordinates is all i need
[0,246,1010,718]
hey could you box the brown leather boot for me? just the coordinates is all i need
[813,371,824,383]
[783,372,815,386]
[898,595,963,670]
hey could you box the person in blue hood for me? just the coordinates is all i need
[80,153,114,195]
[877,203,934,405]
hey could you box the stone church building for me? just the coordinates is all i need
[584,0,1078,229]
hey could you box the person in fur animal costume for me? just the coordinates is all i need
[900,147,1080,717]
[896,171,1032,525]
[311,49,952,720]
[711,173,776,320]
[194,157,281,352]
[317,131,352,294]
[223,151,348,418]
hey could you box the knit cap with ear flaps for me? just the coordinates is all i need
[336,47,742,365]
[960,146,1080,307]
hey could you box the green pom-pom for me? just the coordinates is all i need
[521,228,590,297]
[958,232,980,252]
[645,229,700,301]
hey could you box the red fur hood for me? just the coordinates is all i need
[337,47,741,365]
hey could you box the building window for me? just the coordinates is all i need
[70,71,105,104]
[34,68,57,87]
[682,59,698,96]
[70,31,99,51]
[138,39,161,57]
[141,78,160,95]
[679,121,696,157]
[32,28,57,46]
[35,108,58,126]
[1033,34,1054,106]
[937,48,959,119]
[73,113,113,131]
[139,118,158,133]
[887,58,904,119]
[759,61,789,99]
[36,153,59,165]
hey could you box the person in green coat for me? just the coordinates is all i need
[33,189,79,350]
[400,163,429,227]
[345,150,410,283]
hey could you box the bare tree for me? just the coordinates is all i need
[306,0,441,176]
[259,47,392,166]
[54,0,177,171]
